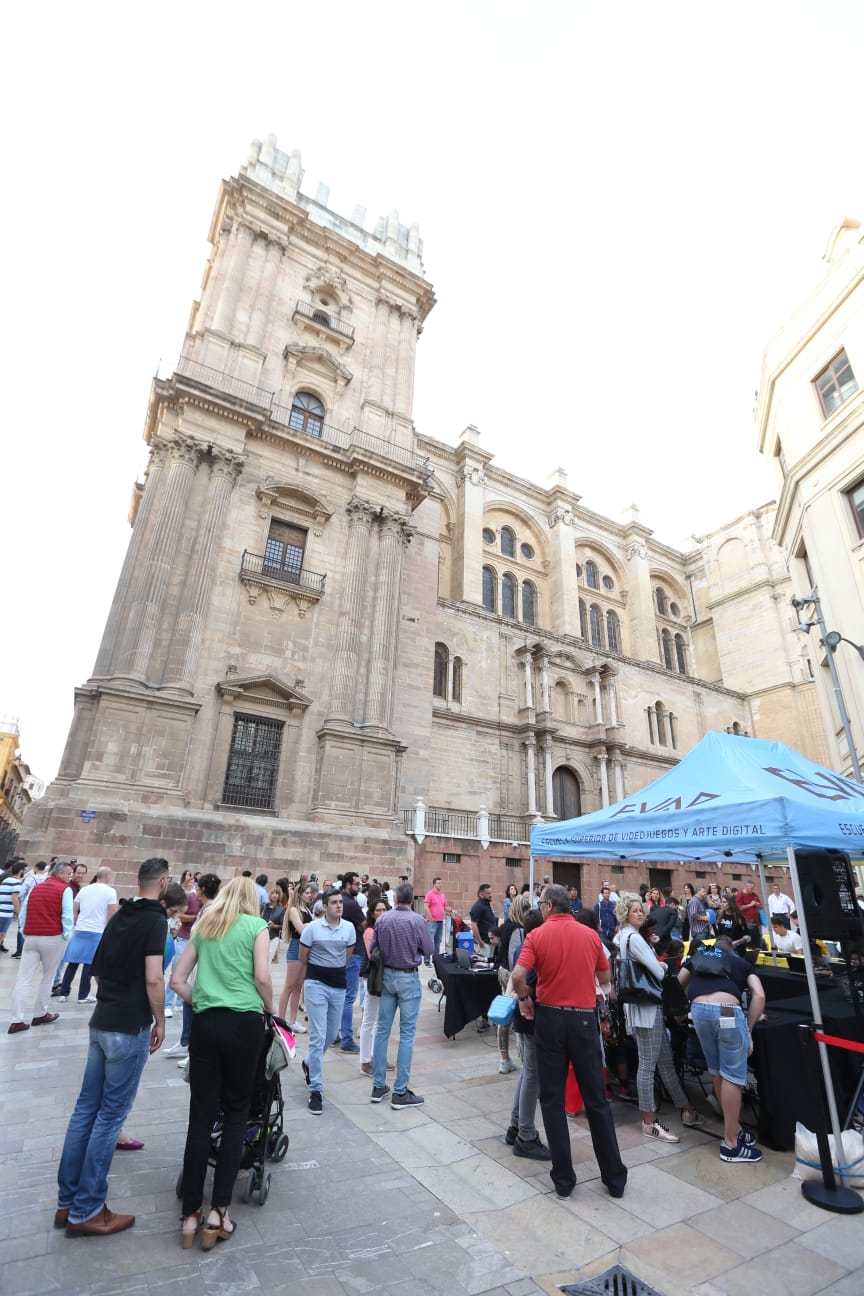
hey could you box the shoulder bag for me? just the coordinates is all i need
[615,931,663,1005]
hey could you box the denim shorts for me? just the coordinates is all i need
[285,937,300,963]
[691,1001,749,1086]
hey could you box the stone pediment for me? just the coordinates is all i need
[282,344,353,385]
[256,481,333,528]
[217,674,312,713]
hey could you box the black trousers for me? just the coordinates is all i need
[180,1008,264,1215]
[534,1003,627,1197]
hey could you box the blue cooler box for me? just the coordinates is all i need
[456,932,475,956]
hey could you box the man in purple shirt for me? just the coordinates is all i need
[369,883,433,1109]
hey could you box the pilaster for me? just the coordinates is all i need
[328,498,375,724]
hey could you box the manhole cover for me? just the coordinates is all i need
[562,1263,666,1296]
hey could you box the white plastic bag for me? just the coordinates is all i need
[792,1121,864,1188]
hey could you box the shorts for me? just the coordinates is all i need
[0,915,12,938]
[285,936,301,963]
[690,1001,749,1086]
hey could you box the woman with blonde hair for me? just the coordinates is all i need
[615,892,702,1143]
[503,894,549,1159]
[172,876,274,1250]
[278,880,317,1031]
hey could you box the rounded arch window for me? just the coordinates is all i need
[500,526,516,558]
[589,604,604,650]
[520,542,535,560]
[482,527,495,545]
[579,598,588,639]
[522,581,536,626]
[575,562,583,578]
[482,566,496,613]
[670,600,681,618]
[606,609,621,653]
[585,560,599,590]
[602,574,614,591]
[552,767,581,820]
[452,656,463,703]
[661,627,674,670]
[674,633,687,674]
[433,643,447,698]
[502,572,516,619]
[655,586,668,616]
[289,391,325,437]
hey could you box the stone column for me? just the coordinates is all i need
[613,754,624,802]
[591,673,603,724]
[367,298,390,406]
[163,448,244,691]
[525,737,538,816]
[539,655,550,713]
[522,656,534,710]
[543,739,555,816]
[92,440,169,678]
[212,223,253,335]
[245,238,282,351]
[607,681,618,725]
[363,513,411,729]
[116,435,201,681]
[599,751,610,807]
[395,309,417,415]
[328,499,375,723]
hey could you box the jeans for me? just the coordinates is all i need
[373,968,422,1093]
[180,998,193,1047]
[534,1004,627,1197]
[359,982,380,1064]
[426,921,443,962]
[180,1008,264,1216]
[10,934,66,1023]
[339,954,361,1046]
[165,936,187,1011]
[510,1033,540,1141]
[60,962,94,1001]
[57,1026,151,1223]
[305,979,346,1093]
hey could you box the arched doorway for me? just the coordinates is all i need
[552,767,581,821]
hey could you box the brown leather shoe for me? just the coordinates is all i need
[8,1022,30,1034]
[32,1013,60,1026]
[65,1206,135,1238]
[54,1209,69,1229]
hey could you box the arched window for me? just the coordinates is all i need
[552,767,581,820]
[288,391,325,437]
[482,527,495,545]
[452,657,463,703]
[433,643,448,698]
[500,526,516,558]
[655,701,667,746]
[655,586,668,616]
[502,572,516,619]
[522,581,536,626]
[553,681,570,721]
[585,560,599,590]
[482,566,496,613]
[589,603,604,650]
[579,599,588,640]
[606,609,621,653]
[661,628,674,670]
[674,633,687,674]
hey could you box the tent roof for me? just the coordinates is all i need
[530,730,864,863]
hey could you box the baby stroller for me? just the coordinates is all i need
[175,1016,294,1207]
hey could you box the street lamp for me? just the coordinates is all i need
[792,593,863,782]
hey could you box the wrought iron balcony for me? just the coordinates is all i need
[240,551,326,594]
[402,801,532,844]
[292,299,355,341]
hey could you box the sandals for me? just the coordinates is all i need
[180,1213,203,1249]
[201,1206,236,1250]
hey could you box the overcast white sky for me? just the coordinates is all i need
[3,1,863,784]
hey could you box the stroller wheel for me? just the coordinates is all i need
[266,1129,279,1159]
[272,1133,289,1162]
[428,978,442,994]
[257,1171,271,1205]
[175,1170,183,1199]
[242,1169,258,1204]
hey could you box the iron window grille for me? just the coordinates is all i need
[222,713,284,810]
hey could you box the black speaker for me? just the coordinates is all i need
[794,848,864,943]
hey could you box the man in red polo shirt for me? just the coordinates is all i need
[512,883,627,1200]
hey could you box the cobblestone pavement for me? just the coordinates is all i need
[2,955,863,1296]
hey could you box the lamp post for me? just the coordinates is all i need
[792,593,863,783]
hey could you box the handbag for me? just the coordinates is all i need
[615,933,663,1005]
[366,945,385,997]
[487,994,516,1027]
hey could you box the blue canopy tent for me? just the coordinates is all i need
[530,731,864,1205]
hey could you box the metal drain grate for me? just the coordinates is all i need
[562,1263,666,1296]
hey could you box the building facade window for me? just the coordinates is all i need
[482,527,495,545]
[674,632,687,674]
[452,656,463,703]
[522,581,536,626]
[814,350,858,419]
[222,713,284,810]
[661,627,674,670]
[579,599,588,640]
[847,481,864,540]
[585,560,599,590]
[552,767,581,820]
[589,603,604,650]
[264,521,306,580]
[288,390,325,437]
[520,542,534,560]
[606,609,621,653]
[602,574,614,591]
[655,585,668,615]
[502,572,516,618]
[482,566,496,612]
[433,643,448,697]
[655,701,667,746]
[500,526,516,558]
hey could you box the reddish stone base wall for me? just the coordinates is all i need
[19,797,414,898]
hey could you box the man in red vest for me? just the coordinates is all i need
[9,861,73,1033]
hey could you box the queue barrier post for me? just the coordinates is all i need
[797,1024,864,1214]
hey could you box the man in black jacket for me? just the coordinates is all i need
[56,857,169,1238]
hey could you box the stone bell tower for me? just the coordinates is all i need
[23,135,438,881]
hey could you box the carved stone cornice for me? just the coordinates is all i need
[209,447,245,482]
[456,466,487,488]
[625,539,648,561]
[169,433,204,468]
[548,507,575,529]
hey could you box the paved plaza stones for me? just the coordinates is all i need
[2,956,863,1296]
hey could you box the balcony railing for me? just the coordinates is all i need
[292,299,355,341]
[174,356,431,477]
[240,551,326,594]
[402,801,533,845]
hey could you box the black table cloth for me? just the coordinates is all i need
[432,954,500,1039]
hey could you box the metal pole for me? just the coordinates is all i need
[808,594,863,784]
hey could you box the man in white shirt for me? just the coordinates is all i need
[767,884,795,930]
[56,868,118,1003]
[770,916,803,954]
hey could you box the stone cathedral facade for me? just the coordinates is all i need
[21,137,828,908]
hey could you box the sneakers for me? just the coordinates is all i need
[370,1084,391,1104]
[165,1008,173,1018]
[164,1042,188,1058]
[360,1062,373,1076]
[476,1018,490,1033]
[301,1058,310,1087]
[720,1136,763,1163]
[498,1058,518,1074]
[308,1092,323,1115]
[738,1127,757,1147]
[340,1041,360,1054]
[79,995,98,1004]
[288,1021,307,1034]
[391,1089,424,1110]
[56,996,68,1004]
[513,1135,552,1161]
[642,1120,679,1143]
[505,1124,518,1146]
[681,1110,706,1128]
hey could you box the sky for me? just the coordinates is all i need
[3,1,863,784]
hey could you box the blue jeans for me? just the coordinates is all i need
[340,954,361,1046]
[57,1026,151,1223]
[373,968,422,1093]
[305,979,346,1093]
[166,936,187,1010]
[426,921,443,962]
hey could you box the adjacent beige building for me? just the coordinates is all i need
[20,138,829,909]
